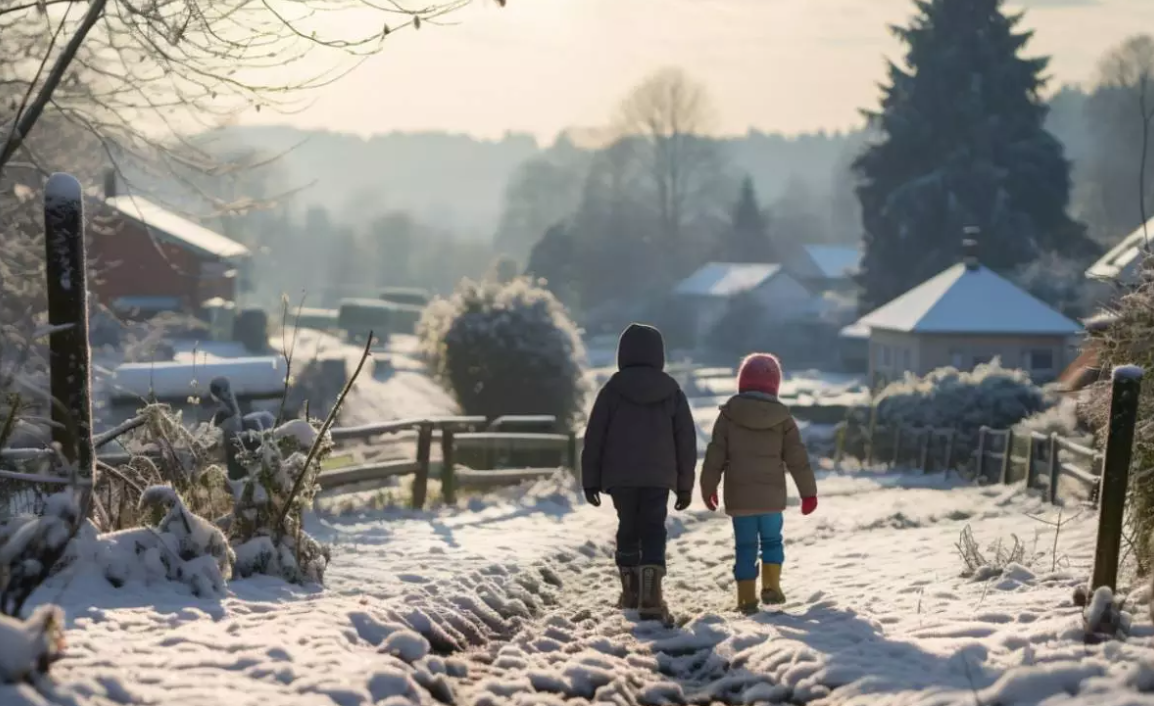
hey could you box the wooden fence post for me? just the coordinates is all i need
[892,426,902,467]
[44,174,95,501]
[918,429,931,472]
[944,429,956,471]
[1023,432,1036,489]
[1047,433,1060,504]
[976,426,988,480]
[566,431,578,478]
[1000,429,1015,484]
[441,428,456,506]
[1090,365,1144,593]
[411,422,433,509]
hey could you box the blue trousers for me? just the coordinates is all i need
[732,513,784,581]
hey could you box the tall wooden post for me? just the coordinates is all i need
[1023,432,1036,489]
[412,422,433,509]
[1091,366,1144,592]
[1047,433,1061,504]
[441,428,457,506]
[975,427,988,480]
[44,173,94,483]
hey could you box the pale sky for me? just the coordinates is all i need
[237,0,1154,142]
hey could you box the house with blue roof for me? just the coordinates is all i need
[842,241,1083,386]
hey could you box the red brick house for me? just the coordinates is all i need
[87,176,251,318]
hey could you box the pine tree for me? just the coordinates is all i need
[720,177,776,262]
[853,0,1095,312]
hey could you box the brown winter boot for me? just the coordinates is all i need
[617,566,639,610]
[737,580,759,615]
[761,563,786,605]
[638,565,671,622]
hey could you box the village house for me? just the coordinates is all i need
[1084,215,1154,287]
[87,172,252,319]
[844,241,1083,387]
[673,262,817,342]
[783,244,861,293]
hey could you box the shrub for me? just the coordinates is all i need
[418,276,588,427]
[1081,259,1154,573]
[853,359,1049,459]
[233,308,270,353]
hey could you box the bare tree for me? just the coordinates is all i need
[1097,34,1154,244]
[0,0,500,194]
[613,67,731,253]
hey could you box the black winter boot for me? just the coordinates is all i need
[617,566,639,609]
[638,565,671,622]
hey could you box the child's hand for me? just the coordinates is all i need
[584,488,601,507]
[704,492,718,511]
[801,496,818,515]
[674,491,692,511]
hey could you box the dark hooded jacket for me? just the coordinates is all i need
[581,324,697,494]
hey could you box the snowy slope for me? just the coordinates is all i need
[5,468,1152,706]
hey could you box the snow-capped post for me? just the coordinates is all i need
[1091,365,1144,593]
[975,426,987,479]
[43,172,95,483]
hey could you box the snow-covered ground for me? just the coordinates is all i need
[6,467,1152,706]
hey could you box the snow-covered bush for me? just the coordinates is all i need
[228,419,333,584]
[1015,395,1094,447]
[0,604,66,683]
[0,491,81,616]
[1081,259,1154,573]
[855,359,1049,460]
[418,276,588,426]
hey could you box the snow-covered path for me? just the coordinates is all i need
[8,471,1154,706]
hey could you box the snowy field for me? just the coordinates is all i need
[6,467,1153,706]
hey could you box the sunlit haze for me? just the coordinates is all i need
[238,0,1154,140]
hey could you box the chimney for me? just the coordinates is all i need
[962,227,980,271]
[102,168,117,200]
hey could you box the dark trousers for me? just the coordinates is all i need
[610,487,669,568]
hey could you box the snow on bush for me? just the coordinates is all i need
[854,359,1048,460]
[1081,261,1154,573]
[228,418,333,584]
[0,604,66,683]
[1015,395,1094,447]
[0,491,82,616]
[418,276,589,426]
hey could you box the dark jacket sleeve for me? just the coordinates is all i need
[782,417,818,499]
[672,390,698,494]
[581,387,612,491]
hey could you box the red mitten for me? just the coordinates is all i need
[704,492,719,511]
[801,496,818,515]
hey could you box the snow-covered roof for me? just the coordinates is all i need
[838,321,870,339]
[104,195,250,261]
[803,245,860,280]
[1085,217,1154,283]
[674,263,783,297]
[854,263,1082,336]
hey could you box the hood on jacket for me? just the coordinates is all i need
[721,393,792,430]
[617,323,665,371]
[608,367,680,405]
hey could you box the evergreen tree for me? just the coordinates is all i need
[720,177,775,262]
[853,0,1095,312]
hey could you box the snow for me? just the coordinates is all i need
[6,464,1153,705]
[105,357,286,401]
[104,195,250,261]
[855,263,1084,335]
[803,244,860,280]
[0,605,65,684]
[673,262,783,298]
[1114,365,1145,381]
[1085,215,1154,284]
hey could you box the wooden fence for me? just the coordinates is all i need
[2,411,582,523]
[833,419,1102,506]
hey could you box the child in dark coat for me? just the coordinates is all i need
[582,323,698,621]
[700,353,818,614]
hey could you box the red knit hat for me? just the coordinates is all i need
[737,353,782,396]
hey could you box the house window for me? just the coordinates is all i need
[878,344,891,367]
[900,348,912,370]
[1027,349,1054,372]
[972,352,994,368]
[949,350,965,369]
